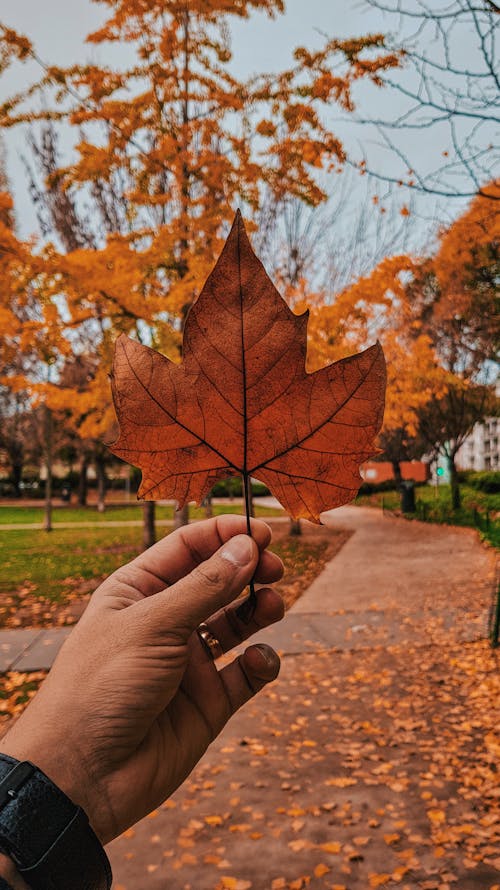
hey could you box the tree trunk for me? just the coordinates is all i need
[392,459,403,491]
[95,456,107,513]
[448,454,461,511]
[290,518,302,536]
[11,457,22,498]
[203,494,213,518]
[43,406,53,532]
[174,503,189,528]
[78,454,88,506]
[142,501,156,550]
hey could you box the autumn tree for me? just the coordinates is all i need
[409,183,499,508]
[421,182,500,370]
[0,151,73,525]
[303,250,445,503]
[378,330,443,491]
[1,4,400,531]
[418,381,497,509]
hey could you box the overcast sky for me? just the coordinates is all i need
[0,0,490,249]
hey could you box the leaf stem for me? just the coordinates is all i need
[236,471,256,624]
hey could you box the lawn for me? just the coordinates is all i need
[0,518,349,629]
[0,502,281,525]
[0,525,144,626]
[356,483,500,548]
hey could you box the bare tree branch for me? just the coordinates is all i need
[353,0,499,199]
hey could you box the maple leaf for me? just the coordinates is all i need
[109,212,385,521]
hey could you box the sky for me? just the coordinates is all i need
[0,0,493,254]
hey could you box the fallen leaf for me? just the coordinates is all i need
[319,841,342,854]
[313,863,330,877]
[205,815,224,826]
[427,809,446,825]
[369,875,392,888]
[325,777,357,788]
[383,833,400,845]
[110,212,386,520]
[220,878,252,890]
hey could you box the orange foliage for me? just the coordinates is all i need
[0,2,400,447]
[298,253,445,452]
[430,183,499,349]
[0,191,68,384]
[434,182,499,296]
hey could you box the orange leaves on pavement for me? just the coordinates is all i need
[219,877,252,890]
[427,809,446,826]
[313,862,330,877]
[109,638,499,890]
[110,212,386,520]
[0,671,46,727]
[383,832,401,845]
[319,841,342,855]
[325,777,357,788]
[368,874,392,888]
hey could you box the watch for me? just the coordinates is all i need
[0,754,112,890]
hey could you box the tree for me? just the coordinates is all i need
[0,384,29,496]
[425,182,500,368]
[418,381,497,509]
[408,183,499,508]
[1,4,400,526]
[304,251,444,498]
[352,0,499,200]
[0,163,73,525]
[378,330,444,491]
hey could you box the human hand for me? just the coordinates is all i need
[0,515,284,845]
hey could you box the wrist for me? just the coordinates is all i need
[0,718,97,837]
[0,854,31,890]
[0,754,112,890]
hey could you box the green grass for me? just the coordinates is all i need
[356,483,499,548]
[0,503,284,606]
[0,526,146,602]
[0,502,282,525]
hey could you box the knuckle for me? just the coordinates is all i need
[191,559,225,589]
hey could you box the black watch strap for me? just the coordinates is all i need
[0,754,112,890]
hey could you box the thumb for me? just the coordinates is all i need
[137,534,258,640]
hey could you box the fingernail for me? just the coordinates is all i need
[221,535,253,567]
[254,644,279,671]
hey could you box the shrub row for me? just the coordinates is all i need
[210,477,270,498]
[463,470,500,493]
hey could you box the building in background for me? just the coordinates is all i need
[456,414,500,471]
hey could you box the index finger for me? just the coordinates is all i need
[101,514,276,600]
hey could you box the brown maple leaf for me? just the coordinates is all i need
[109,212,386,521]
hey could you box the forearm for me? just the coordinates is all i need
[0,854,31,890]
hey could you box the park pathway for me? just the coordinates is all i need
[105,507,498,890]
[249,504,496,653]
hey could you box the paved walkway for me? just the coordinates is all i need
[0,506,495,672]
[252,505,496,653]
[106,507,498,890]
